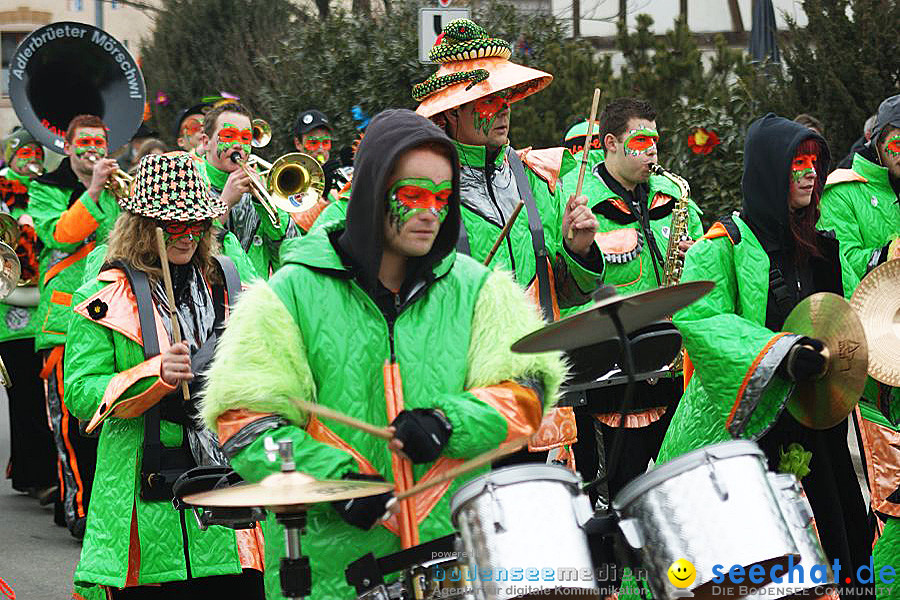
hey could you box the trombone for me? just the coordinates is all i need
[230,119,325,228]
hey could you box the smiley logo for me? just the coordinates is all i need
[667,559,696,588]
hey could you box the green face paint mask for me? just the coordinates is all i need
[74,132,108,158]
[791,153,817,183]
[472,94,510,136]
[13,145,42,171]
[387,177,452,230]
[623,128,659,156]
[216,122,252,159]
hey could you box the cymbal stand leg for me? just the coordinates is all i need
[277,511,312,599]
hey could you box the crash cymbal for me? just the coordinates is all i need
[783,292,867,429]
[511,280,713,354]
[182,470,394,508]
[851,259,900,386]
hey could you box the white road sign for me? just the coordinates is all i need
[419,8,471,63]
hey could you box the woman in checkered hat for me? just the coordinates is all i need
[61,152,264,598]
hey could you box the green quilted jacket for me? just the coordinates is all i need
[29,160,120,350]
[657,215,857,461]
[201,224,566,600]
[64,247,258,588]
[819,152,900,280]
[0,168,39,342]
[560,164,703,295]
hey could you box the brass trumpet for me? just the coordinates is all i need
[230,118,324,228]
[87,154,134,199]
[26,163,43,177]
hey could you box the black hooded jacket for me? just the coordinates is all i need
[335,109,461,316]
[740,114,842,330]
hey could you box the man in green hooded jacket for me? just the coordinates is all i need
[201,109,566,600]
[818,94,900,599]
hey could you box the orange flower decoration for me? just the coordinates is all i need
[688,128,720,155]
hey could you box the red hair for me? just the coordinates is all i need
[65,114,107,144]
[789,137,825,262]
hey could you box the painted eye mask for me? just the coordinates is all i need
[162,220,210,245]
[74,133,108,157]
[13,146,42,167]
[216,123,252,158]
[387,178,452,228]
[623,128,659,156]
[791,153,817,182]
[303,136,332,153]
[885,134,900,158]
[472,94,510,136]
[180,117,203,137]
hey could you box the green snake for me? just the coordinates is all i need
[412,19,512,102]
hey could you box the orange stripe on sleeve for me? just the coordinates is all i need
[53,199,99,244]
[470,381,544,442]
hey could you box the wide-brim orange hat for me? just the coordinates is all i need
[416,57,552,118]
[413,19,552,119]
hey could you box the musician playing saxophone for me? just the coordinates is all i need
[560,98,703,507]
[28,114,122,538]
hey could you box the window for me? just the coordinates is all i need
[1,31,28,97]
[70,0,84,11]
[111,0,118,8]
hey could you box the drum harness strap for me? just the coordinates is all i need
[456,148,555,321]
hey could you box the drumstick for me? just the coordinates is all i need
[293,397,393,440]
[394,437,528,501]
[154,227,191,401]
[568,88,602,241]
[484,200,524,266]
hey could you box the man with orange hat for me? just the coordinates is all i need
[414,19,604,465]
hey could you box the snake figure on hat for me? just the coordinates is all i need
[414,19,605,467]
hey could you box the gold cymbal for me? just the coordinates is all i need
[182,470,394,509]
[783,292,868,429]
[851,259,900,386]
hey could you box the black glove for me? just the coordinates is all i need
[778,337,827,382]
[391,408,453,464]
[331,473,394,531]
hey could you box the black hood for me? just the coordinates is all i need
[338,109,461,293]
[741,113,829,252]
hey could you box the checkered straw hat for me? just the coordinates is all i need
[122,151,226,221]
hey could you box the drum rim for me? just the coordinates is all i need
[450,463,581,516]
[612,440,764,510]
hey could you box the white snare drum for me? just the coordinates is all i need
[450,464,598,600]
[612,441,799,600]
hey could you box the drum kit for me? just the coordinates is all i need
[179,267,898,600]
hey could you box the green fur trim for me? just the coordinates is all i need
[777,442,812,479]
[465,270,567,408]
[200,281,315,430]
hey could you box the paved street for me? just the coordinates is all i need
[0,387,81,599]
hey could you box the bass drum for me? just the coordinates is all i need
[613,441,799,600]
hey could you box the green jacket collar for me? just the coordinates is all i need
[453,140,507,169]
[588,163,681,207]
[851,152,893,191]
[2,167,30,187]
[282,222,456,279]
[204,160,229,190]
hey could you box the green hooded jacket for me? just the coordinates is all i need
[63,250,257,588]
[201,108,566,600]
[0,168,39,342]
[29,159,120,351]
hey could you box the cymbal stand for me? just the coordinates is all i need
[272,440,313,600]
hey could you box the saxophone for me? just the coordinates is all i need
[649,163,692,374]
[649,163,692,286]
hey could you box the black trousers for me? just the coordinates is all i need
[1,338,56,491]
[106,569,265,599]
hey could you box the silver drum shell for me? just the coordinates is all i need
[612,441,799,600]
[450,464,598,600]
